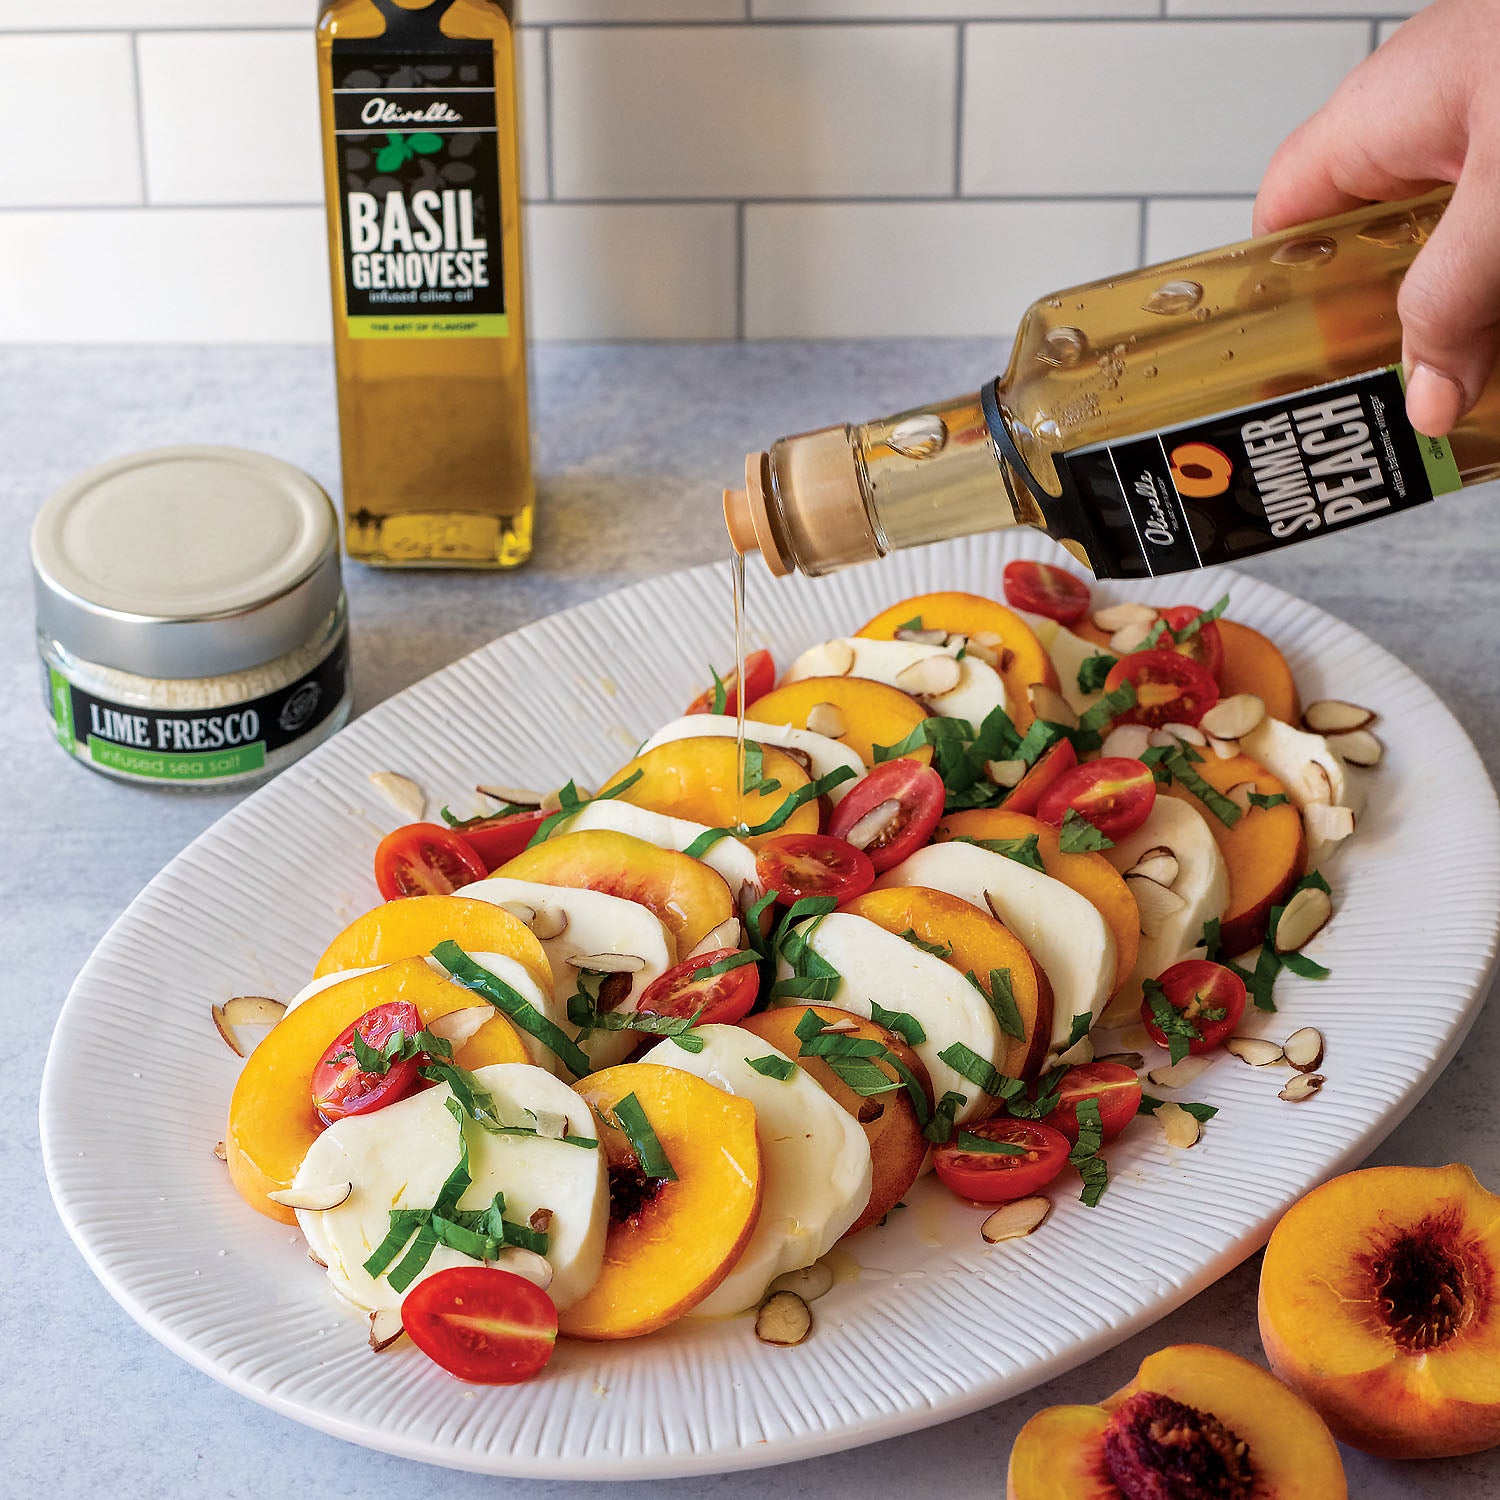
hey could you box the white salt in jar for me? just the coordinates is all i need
[31,446,352,790]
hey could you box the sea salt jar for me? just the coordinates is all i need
[31,446,352,790]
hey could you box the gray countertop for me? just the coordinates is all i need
[6,340,1500,1496]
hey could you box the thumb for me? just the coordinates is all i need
[1398,158,1500,436]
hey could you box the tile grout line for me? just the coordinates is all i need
[1136,196,1149,268]
[734,200,746,341]
[540,24,556,203]
[129,30,150,207]
[952,22,965,199]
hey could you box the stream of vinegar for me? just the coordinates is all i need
[732,549,749,833]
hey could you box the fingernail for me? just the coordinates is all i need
[1405,363,1466,436]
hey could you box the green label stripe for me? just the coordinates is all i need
[347,314,509,340]
[1393,364,1463,495]
[49,667,75,749]
[87,737,266,781]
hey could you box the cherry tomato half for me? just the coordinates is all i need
[1141,959,1247,1055]
[1158,605,1225,680]
[755,833,875,906]
[932,1117,1072,1203]
[638,948,761,1027]
[1002,738,1078,816]
[311,1001,425,1124]
[1035,757,1157,842]
[686,648,775,717]
[826,759,945,873]
[1049,1062,1142,1145]
[374,823,488,900]
[1103,648,1220,730]
[1002,559,1092,625]
[402,1266,558,1385]
[453,808,552,872]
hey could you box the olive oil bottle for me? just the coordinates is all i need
[316,0,533,568]
[726,188,1500,580]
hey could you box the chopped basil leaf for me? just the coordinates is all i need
[922,1089,969,1144]
[1162,748,1242,827]
[1065,1011,1093,1050]
[1058,808,1113,853]
[1295,869,1332,896]
[897,615,923,632]
[525,768,646,849]
[796,1008,930,1120]
[1068,1096,1110,1207]
[1011,718,1067,769]
[745,1053,797,1081]
[1200,917,1222,962]
[1143,978,1201,1066]
[938,1041,1008,1097]
[1077,680,1138,738]
[742,886,783,964]
[953,1130,1026,1156]
[732,766,857,838]
[899,927,953,960]
[1247,790,1289,811]
[696,949,761,979]
[770,899,842,1003]
[1138,1093,1219,1124]
[1131,618,1170,653]
[869,998,927,1046]
[1280,950,1331,980]
[951,832,1045,873]
[1169,594,1230,645]
[967,967,1025,1041]
[709,664,728,716]
[566,986,708,1053]
[1076,653,1118,694]
[611,1092,677,1181]
[741,740,765,795]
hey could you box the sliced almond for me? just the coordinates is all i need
[495,1246,555,1292]
[769,1260,835,1302]
[1094,1050,1146,1071]
[1155,1101,1202,1149]
[1029,683,1079,728]
[981,1195,1053,1244]
[781,745,814,774]
[1146,1055,1211,1089]
[476,783,545,808]
[529,905,569,941]
[213,1140,227,1162]
[497,899,537,926]
[984,759,1026,789]
[1125,873,1186,937]
[820,640,856,678]
[1093,601,1157,633]
[1282,1027,1325,1073]
[369,770,425,822]
[963,640,1000,670]
[532,1111,569,1140]
[1101,723,1152,760]
[804,702,848,740]
[1279,1072,1325,1103]
[1199,693,1267,742]
[816,1017,859,1034]
[425,1006,493,1050]
[1055,1035,1094,1067]
[211,996,287,1058]
[529,1208,555,1232]
[1224,781,1255,815]
[567,952,647,974]
[1110,619,1158,654]
[1329,728,1383,768]
[1160,721,1208,747]
[267,1181,353,1212]
[843,798,901,851]
[969,631,1005,651]
[894,626,948,647]
[1226,1036,1286,1067]
[896,655,963,699]
[308,1249,328,1268]
[1126,846,1179,887]
[1274,885,1333,953]
[1206,733,1241,761]
[1301,761,1334,806]
[1303,699,1376,735]
[369,1309,404,1352]
[687,916,744,959]
[1304,802,1355,850]
[755,1290,812,1347]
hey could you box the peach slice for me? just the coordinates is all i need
[598,737,818,847]
[559,1062,762,1340]
[1007,1344,1346,1499]
[1218,619,1300,725]
[1163,750,1306,957]
[226,957,530,1224]
[739,1005,932,1237]
[857,590,1058,731]
[747,676,932,768]
[841,885,1050,1080]
[496,828,734,957]
[935,809,1140,1001]
[313,893,553,994]
[1259,1163,1500,1459]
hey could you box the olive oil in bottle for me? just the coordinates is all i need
[726,188,1500,581]
[316,0,533,568]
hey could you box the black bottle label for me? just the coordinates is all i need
[1052,366,1462,579]
[330,5,505,341]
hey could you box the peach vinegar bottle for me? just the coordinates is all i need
[316,0,533,568]
[725,189,1500,581]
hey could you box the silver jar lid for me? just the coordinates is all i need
[31,446,343,680]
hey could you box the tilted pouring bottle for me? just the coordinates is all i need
[725,189,1500,581]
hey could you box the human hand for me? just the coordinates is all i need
[1254,0,1500,436]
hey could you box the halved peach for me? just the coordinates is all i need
[1007,1344,1346,1498]
[841,885,1050,1080]
[1219,619,1300,724]
[598,737,818,847]
[1163,750,1305,956]
[935,808,1140,1000]
[858,590,1058,731]
[226,957,530,1224]
[559,1062,762,1340]
[495,828,734,957]
[1260,1163,1500,1459]
[747,676,932,768]
[313,893,552,994]
[740,1005,932,1237]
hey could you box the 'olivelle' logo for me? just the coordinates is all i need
[361,96,462,127]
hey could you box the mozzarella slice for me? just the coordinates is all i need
[642,1025,871,1316]
[552,796,761,911]
[283,966,378,1012]
[875,843,1115,1059]
[785,637,1008,729]
[1240,716,1367,819]
[295,1062,607,1314]
[1104,799,1229,1010]
[639,714,865,804]
[457,877,675,1071]
[1016,610,1106,717]
[770,911,1002,1124]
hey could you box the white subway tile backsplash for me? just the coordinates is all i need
[0,34,140,206]
[523,0,745,19]
[1378,20,1406,43]
[744,199,1139,338]
[962,21,1367,197]
[551,25,956,199]
[1143,197,1254,265]
[755,1,1154,15]
[519,27,549,197]
[0,208,328,340]
[138,32,320,205]
[1170,2,1415,14]
[0,2,309,27]
[527,204,736,339]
